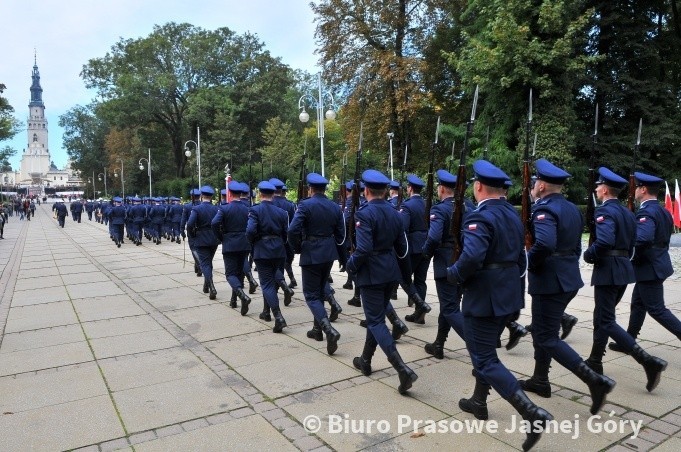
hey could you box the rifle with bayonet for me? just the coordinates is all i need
[397,144,407,208]
[450,85,479,264]
[586,104,598,245]
[522,89,534,251]
[340,150,348,207]
[628,118,642,212]
[448,142,455,173]
[424,117,440,226]
[349,124,363,252]
[483,126,490,160]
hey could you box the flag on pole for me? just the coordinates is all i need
[674,179,681,228]
[665,181,674,218]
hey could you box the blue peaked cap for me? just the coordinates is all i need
[258,181,276,192]
[436,169,457,188]
[535,158,571,184]
[268,178,285,189]
[595,167,627,189]
[306,172,328,186]
[406,174,425,188]
[634,171,663,187]
[362,169,390,188]
[473,160,510,188]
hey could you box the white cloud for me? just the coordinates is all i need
[1,0,319,169]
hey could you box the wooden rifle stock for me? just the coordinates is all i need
[586,104,598,245]
[450,85,479,264]
[349,125,363,252]
[521,89,533,251]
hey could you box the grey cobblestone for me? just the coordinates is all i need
[154,424,184,438]
[181,418,210,431]
[661,412,681,426]
[72,446,99,452]
[99,438,130,451]
[637,427,669,444]
[261,407,286,421]
[272,416,299,431]
[648,419,681,435]
[128,430,157,444]
[245,393,265,404]
[275,396,296,407]
[293,435,325,451]
[231,407,256,418]
[253,401,277,413]
[206,412,233,425]
[620,436,655,451]
[282,425,309,440]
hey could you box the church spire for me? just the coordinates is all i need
[29,50,44,108]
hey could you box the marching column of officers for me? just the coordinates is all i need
[54,157,679,451]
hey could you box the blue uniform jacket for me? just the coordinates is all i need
[109,205,126,225]
[633,199,674,282]
[346,199,409,287]
[246,200,288,260]
[422,197,475,279]
[447,198,525,317]
[211,199,251,253]
[129,204,147,223]
[584,199,636,286]
[169,204,183,223]
[187,202,220,247]
[288,193,345,265]
[399,194,427,256]
[527,193,584,295]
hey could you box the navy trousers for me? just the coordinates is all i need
[531,291,582,371]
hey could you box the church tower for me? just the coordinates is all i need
[19,53,51,184]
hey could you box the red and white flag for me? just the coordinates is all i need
[664,181,674,219]
[674,180,681,228]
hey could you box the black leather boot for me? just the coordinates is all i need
[320,318,341,355]
[608,341,630,354]
[387,310,409,340]
[347,295,361,307]
[246,271,258,294]
[508,389,554,451]
[425,318,450,359]
[506,321,528,350]
[353,339,376,376]
[404,306,426,324]
[519,361,552,398]
[229,291,237,309]
[630,344,667,392]
[388,350,418,395]
[574,361,616,414]
[585,343,606,375]
[343,275,353,290]
[203,278,210,294]
[459,379,491,420]
[390,286,398,300]
[236,288,250,315]
[272,307,287,333]
[560,313,578,340]
[288,276,297,289]
[326,293,343,322]
[208,279,217,300]
[307,319,323,342]
[277,280,294,306]
[259,305,272,322]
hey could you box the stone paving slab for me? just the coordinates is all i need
[135,414,298,452]
[0,362,107,413]
[0,340,93,376]
[4,301,79,332]
[112,374,247,433]
[0,395,125,451]
[10,285,71,306]
[72,294,147,322]
[89,328,182,359]
[0,323,85,353]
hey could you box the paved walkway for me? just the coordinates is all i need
[0,203,680,452]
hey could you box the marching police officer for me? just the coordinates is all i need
[187,186,220,300]
[128,197,147,245]
[348,169,416,395]
[168,197,184,243]
[55,200,68,228]
[270,177,298,289]
[519,159,615,415]
[85,199,94,221]
[247,181,292,333]
[448,160,552,452]
[609,171,681,351]
[419,170,467,351]
[583,167,667,392]
[212,181,252,314]
[388,180,400,207]
[109,197,127,247]
[288,173,344,355]
[238,183,260,297]
[182,189,203,277]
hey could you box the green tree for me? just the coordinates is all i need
[81,22,292,178]
[0,83,22,144]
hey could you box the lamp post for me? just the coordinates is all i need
[184,126,201,187]
[87,177,91,199]
[387,132,395,180]
[298,72,336,177]
[114,160,125,199]
[97,170,107,198]
[139,148,152,198]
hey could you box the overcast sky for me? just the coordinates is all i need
[1,0,319,170]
